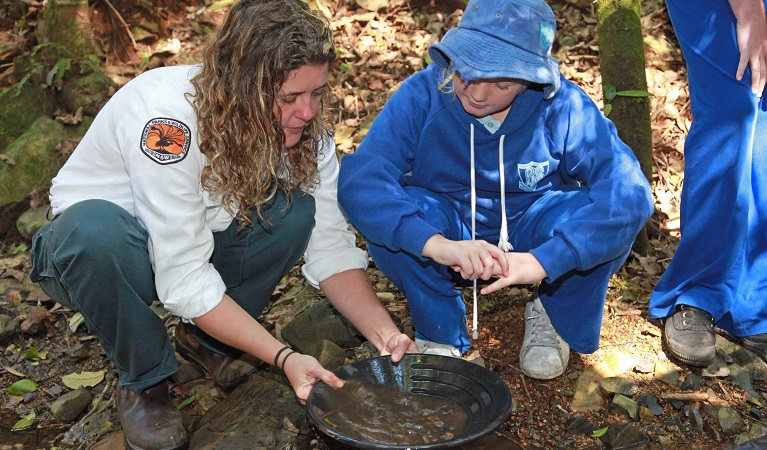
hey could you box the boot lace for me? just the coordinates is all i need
[680,305,713,330]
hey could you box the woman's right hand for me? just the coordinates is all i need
[422,234,509,281]
[282,352,344,403]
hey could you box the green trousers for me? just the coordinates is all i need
[30,192,315,393]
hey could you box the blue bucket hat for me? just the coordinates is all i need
[428,0,561,99]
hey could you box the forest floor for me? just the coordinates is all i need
[1,0,763,449]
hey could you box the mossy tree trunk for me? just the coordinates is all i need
[0,0,114,241]
[595,0,653,256]
[0,0,114,149]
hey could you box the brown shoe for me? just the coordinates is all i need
[174,323,261,390]
[117,383,188,450]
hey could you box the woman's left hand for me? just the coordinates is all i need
[283,352,344,404]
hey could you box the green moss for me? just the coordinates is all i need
[0,83,52,150]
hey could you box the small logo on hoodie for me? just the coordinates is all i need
[518,161,549,192]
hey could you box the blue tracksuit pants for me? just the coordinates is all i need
[30,192,315,393]
[649,0,767,337]
[367,186,629,354]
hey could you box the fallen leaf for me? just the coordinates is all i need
[11,410,36,431]
[68,312,85,333]
[62,370,106,389]
[8,379,38,395]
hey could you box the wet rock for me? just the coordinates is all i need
[701,403,720,420]
[599,377,638,397]
[19,305,55,336]
[683,403,703,430]
[46,385,63,396]
[702,364,731,378]
[81,410,113,440]
[189,383,222,411]
[734,422,767,447]
[637,393,663,416]
[304,339,346,371]
[603,351,637,375]
[565,414,596,436]
[281,299,363,351]
[50,388,92,422]
[570,368,605,412]
[654,359,680,387]
[718,406,745,436]
[638,406,654,420]
[633,359,654,374]
[0,313,17,344]
[680,374,705,391]
[670,399,685,410]
[190,374,311,449]
[704,421,723,442]
[730,363,763,403]
[598,422,649,449]
[718,335,767,381]
[610,394,639,421]
[15,206,48,239]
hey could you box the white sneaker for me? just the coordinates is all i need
[415,338,461,358]
[520,295,569,380]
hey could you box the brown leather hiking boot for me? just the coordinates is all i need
[174,323,261,390]
[117,383,188,450]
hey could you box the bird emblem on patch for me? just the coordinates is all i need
[140,117,191,164]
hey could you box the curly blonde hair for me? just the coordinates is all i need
[190,0,335,228]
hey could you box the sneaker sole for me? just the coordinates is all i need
[519,351,569,380]
[520,364,567,380]
[124,433,189,450]
[664,338,715,367]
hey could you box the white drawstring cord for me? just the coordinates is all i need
[470,124,479,340]
[469,125,513,341]
[497,135,512,252]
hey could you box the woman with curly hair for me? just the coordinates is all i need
[29,1,417,449]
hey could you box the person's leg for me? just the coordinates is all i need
[649,0,762,365]
[30,199,178,390]
[724,93,767,336]
[511,187,629,378]
[366,187,473,354]
[651,0,754,320]
[721,70,767,358]
[30,199,186,450]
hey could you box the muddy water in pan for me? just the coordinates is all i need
[317,379,469,446]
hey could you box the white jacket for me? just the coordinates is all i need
[49,65,368,320]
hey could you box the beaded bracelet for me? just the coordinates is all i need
[281,350,297,371]
[273,345,291,368]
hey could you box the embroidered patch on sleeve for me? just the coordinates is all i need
[140,118,191,165]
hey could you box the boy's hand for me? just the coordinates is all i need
[480,252,546,294]
[422,234,509,280]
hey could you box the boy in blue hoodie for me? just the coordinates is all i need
[338,0,653,379]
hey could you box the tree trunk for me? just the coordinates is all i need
[594,0,653,256]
